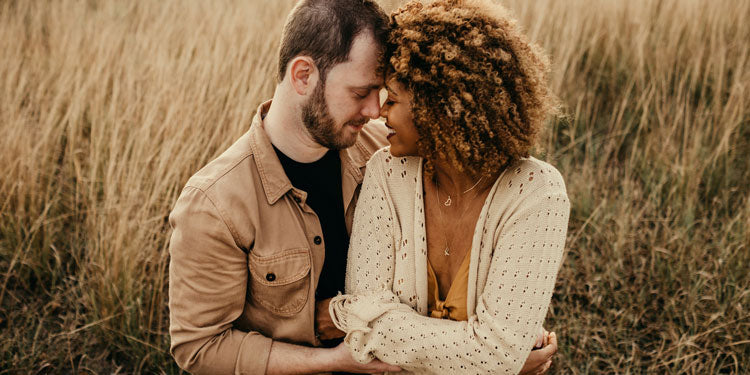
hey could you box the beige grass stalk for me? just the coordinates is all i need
[1,0,748,373]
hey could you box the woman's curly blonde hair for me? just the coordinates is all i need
[386,0,558,177]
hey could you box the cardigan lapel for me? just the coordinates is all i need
[413,160,429,315]
[466,176,501,315]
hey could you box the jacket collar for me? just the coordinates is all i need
[249,100,369,205]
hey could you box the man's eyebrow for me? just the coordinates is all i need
[352,83,383,90]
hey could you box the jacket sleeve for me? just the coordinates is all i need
[331,159,570,374]
[168,186,272,375]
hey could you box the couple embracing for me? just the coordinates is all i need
[168,0,570,374]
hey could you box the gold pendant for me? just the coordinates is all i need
[444,246,450,256]
[443,195,452,206]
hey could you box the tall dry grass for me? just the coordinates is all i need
[0,0,748,373]
[506,0,750,372]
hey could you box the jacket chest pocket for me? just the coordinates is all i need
[248,247,311,316]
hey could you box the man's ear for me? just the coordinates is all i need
[288,56,318,96]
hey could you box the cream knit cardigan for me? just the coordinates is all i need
[330,148,570,374]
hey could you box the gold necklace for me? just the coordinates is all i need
[441,177,483,206]
[434,177,483,256]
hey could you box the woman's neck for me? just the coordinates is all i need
[431,160,494,197]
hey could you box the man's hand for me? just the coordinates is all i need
[266,340,400,375]
[315,298,345,341]
[328,342,402,374]
[520,331,558,375]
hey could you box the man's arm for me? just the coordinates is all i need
[169,186,271,374]
[169,186,399,374]
[266,341,401,375]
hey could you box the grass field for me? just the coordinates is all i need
[1,0,748,373]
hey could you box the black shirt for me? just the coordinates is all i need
[273,147,350,301]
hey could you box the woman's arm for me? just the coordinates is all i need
[332,161,570,374]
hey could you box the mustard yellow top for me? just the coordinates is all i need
[427,250,471,321]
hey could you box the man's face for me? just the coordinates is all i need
[301,32,383,150]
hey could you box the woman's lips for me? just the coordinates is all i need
[385,122,396,139]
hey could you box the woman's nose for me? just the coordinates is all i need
[379,105,388,118]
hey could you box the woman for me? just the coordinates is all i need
[329,0,570,374]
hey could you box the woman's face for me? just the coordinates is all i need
[380,78,420,157]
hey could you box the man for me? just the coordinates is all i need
[168,1,557,374]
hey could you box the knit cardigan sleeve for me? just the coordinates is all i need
[330,154,570,374]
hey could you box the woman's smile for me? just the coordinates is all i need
[379,78,420,156]
[385,122,396,139]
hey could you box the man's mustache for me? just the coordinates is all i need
[344,118,368,128]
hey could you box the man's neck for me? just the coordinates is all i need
[264,91,329,163]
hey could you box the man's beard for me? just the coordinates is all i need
[301,80,366,150]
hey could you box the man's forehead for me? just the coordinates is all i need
[328,58,383,89]
[327,32,383,85]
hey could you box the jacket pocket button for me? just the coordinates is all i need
[313,236,322,245]
[266,273,276,282]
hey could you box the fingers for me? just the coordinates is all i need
[536,360,552,374]
[536,331,558,359]
[382,363,402,372]
[548,332,558,354]
[534,327,544,349]
[528,358,553,375]
[370,359,402,373]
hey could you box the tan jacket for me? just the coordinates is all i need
[168,100,387,374]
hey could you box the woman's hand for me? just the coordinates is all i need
[533,326,548,349]
[328,342,402,374]
[520,331,557,375]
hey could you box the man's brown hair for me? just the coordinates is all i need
[277,0,389,83]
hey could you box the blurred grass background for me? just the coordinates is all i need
[0,0,748,373]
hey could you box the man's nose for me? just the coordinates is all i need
[361,91,381,120]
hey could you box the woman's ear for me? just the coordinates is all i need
[288,56,318,96]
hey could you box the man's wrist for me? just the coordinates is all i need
[266,341,338,375]
[310,346,339,372]
[296,344,340,373]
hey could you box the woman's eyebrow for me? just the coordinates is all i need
[385,84,398,96]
